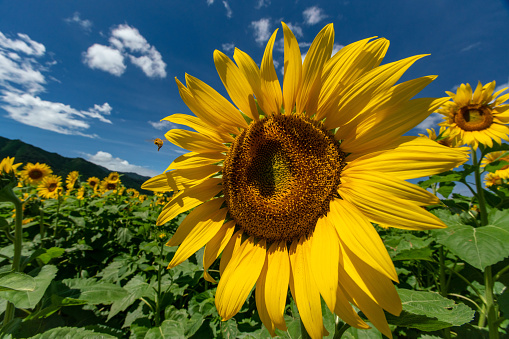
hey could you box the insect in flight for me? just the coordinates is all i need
[146,138,164,151]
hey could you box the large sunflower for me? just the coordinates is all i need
[66,171,80,191]
[481,151,509,179]
[37,175,62,199]
[143,23,468,338]
[437,81,509,149]
[20,162,52,184]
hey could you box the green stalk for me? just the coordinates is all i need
[472,147,499,338]
[439,246,451,339]
[2,193,23,327]
[155,240,165,327]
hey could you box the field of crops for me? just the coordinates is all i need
[0,135,508,339]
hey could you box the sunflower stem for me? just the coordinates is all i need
[472,147,499,338]
[333,316,350,339]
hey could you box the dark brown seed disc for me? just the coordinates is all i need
[29,169,43,180]
[454,104,493,131]
[223,113,345,243]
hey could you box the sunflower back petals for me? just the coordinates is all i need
[265,241,290,331]
[282,22,302,114]
[260,29,283,114]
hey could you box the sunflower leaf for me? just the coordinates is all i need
[386,289,474,331]
[0,271,36,292]
[431,209,509,270]
[28,326,117,339]
[484,160,509,173]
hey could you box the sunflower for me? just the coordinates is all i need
[0,157,22,175]
[100,179,119,193]
[484,172,503,187]
[107,172,120,182]
[143,23,468,338]
[419,126,460,148]
[20,162,52,184]
[481,151,509,179]
[87,177,100,189]
[66,171,80,191]
[437,81,509,149]
[37,175,62,199]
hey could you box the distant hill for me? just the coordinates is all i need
[0,136,151,193]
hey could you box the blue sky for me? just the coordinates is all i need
[0,0,508,178]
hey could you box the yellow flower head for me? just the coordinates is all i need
[481,151,509,179]
[87,176,100,189]
[37,175,62,199]
[126,188,139,198]
[100,179,119,192]
[66,171,80,191]
[107,172,120,182]
[0,157,22,175]
[76,186,86,200]
[419,126,460,148]
[437,81,509,149]
[142,23,469,338]
[20,162,52,184]
[484,172,503,187]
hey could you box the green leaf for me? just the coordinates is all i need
[28,326,117,339]
[37,247,65,265]
[419,172,463,188]
[432,209,509,270]
[107,275,154,321]
[386,289,474,331]
[484,160,509,173]
[499,288,509,317]
[144,320,186,339]
[0,265,57,309]
[437,181,455,199]
[59,278,128,305]
[0,271,35,292]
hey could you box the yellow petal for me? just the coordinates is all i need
[324,55,427,130]
[166,197,225,247]
[162,113,233,143]
[166,152,225,170]
[282,22,302,114]
[214,50,258,121]
[203,220,236,283]
[168,201,227,269]
[260,29,282,114]
[255,257,276,336]
[186,73,249,130]
[166,164,221,192]
[289,236,324,339]
[165,129,228,153]
[265,241,290,331]
[338,279,393,339]
[334,284,370,330]
[338,180,446,230]
[328,199,397,281]
[346,136,469,180]
[339,240,402,316]
[296,23,333,116]
[157,178,222,226]
[220,230,243,275]
[309,217,339,312]
[216,238,266,320]
[142,173,170,192]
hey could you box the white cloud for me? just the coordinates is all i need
[86,151,158,177]
[0,32,45,56]
[332,43,344,55]
[303,6,327,25]
[84,24,166,78]
[415,113,443,132]
[460,42,481,53]
[495,81,508,94]
[65,12,92,31]
[0,91,112,137]
[255,0,270,9]
[251,18,271,45]
[207,0,214,4]
[0,31,114,136]
[223,1,233,18]
[148,120,173,130]
[222,42,235,52]
[83,44,126,76]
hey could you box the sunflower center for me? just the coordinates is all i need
[29,169,43,180]
[223,113,345,243]
[48,183,57,192]
[107,183,117,190]
[454,104,493,131]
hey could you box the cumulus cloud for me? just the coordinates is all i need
[148,120,173,130]
[286,23,303,38]
[0,31,113,136]
[415,113,443,132]
[64,12,92,31]
[300,43,343,64]
[303,6,327,25]
[206,0,214,4]
[84,24,166,78]
[495,81,508,94]
[251,18,271,45]
[83,44,126,76]
[86,151,158,177]
[221,42,235,52]
[223,1,233,18]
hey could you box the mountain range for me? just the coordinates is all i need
[0,136,151,193]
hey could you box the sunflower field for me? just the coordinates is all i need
[2,22,509,339]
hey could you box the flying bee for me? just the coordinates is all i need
[146,138,164,151]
